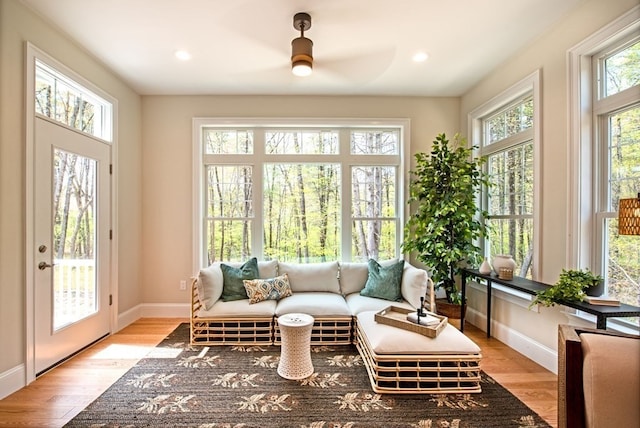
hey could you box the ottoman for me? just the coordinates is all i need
[355,311,482,394]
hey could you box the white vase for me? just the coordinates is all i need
[492,254,516,275]
[479,257,492,275]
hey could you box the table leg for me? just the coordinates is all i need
[461,271,467,332]
[486,280,492,338]
[596,316,607,330]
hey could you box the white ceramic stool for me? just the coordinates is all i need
[277,313,315,380]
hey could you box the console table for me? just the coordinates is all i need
[461,268,640,338]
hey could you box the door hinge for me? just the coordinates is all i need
[109,294,113,306]
[109,230,113,240]
[109,164,113,174]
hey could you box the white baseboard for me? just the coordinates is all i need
[466,307,558,374]
[0,364,25,400]
[116,303,190,331]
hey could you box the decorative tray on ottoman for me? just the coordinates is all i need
[374,305,447,338]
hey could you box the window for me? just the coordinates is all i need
[35,59,113,142]
[193,119,408,268]
[593,38,640,308]
[470,71,541,279]
[568,7,639,329]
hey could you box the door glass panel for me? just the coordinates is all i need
[53,149,98,330]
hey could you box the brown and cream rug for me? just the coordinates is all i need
[65,323,551,427]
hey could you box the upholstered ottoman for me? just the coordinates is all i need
[355,311,482,394]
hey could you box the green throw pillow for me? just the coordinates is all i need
[220,257,259,302]
[360,259,404,302]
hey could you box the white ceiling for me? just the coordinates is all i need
[22,0,584,96]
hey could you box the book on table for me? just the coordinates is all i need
[584,296,621,306]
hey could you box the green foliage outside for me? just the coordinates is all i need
[403,133,490,304]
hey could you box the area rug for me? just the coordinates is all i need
[65,323,551,428]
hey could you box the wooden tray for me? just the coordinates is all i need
[374,305,447,338]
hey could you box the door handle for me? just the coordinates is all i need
[38,261,54,270]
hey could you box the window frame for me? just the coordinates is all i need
[567,6,639,332]
[191,117,410,272]
[469,70,542,282]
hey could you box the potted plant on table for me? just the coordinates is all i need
[530,269,604,307]
[402,133,490,317]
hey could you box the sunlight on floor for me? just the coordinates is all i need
[90,344,182,359]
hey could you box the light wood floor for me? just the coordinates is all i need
[0,318,557,427]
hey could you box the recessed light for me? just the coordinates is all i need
[412,52,429,62]
[175,50,192,61]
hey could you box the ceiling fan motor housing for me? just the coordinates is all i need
[291,12,313,73]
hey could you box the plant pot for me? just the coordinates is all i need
[585,279,604,297]
[435,298,466,319]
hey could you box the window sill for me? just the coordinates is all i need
[468,280,538,312]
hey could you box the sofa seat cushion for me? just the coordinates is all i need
[197,260,278,310]
[356,311,481,355]
[198,298,277,318]
[275,292,351,317]
[581,332,640,428]
[278,261,341,294]
[345,293,413,316]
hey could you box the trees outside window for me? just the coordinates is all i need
[195,120,407,267]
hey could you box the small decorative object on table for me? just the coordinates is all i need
[492,254,516,275]
[498,268,514,280]
[479,257,492,275]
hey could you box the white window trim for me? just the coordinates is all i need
[468,69,542,298]
[191,117,410,273]
[566,5,640,270]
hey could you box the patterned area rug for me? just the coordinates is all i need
[66,323,551,428]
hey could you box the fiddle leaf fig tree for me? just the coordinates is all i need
[402,133,490,304]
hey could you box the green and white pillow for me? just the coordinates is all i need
[243,274,293,304]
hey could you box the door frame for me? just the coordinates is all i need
[24,42,119,383]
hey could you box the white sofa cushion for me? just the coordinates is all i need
[197,260,278,310]
[278,261,340,293]
[275,292,351,317]
[198,298,277,318]
[357,311,480,355]
[401,262,429,309]
[345,293,414,316]
[339,262,369,295]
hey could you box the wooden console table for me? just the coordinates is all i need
[461,268,640,338]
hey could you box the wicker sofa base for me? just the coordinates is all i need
[191,317,275,345]
[274,317,353,345]
[355,321,482,394]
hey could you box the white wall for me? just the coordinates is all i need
[0,0,142,390]
[459,0,639,370]
[140,95,460,304]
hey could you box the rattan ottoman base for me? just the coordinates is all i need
[355,316,482,394]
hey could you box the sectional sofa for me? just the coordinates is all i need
[190,258,433,345]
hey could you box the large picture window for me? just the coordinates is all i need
[194,119,408,268]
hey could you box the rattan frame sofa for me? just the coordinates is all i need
[190,259,433,346]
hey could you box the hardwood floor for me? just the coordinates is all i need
[0,318,558,427]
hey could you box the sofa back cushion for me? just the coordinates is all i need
[197,260,278,310]
[278,261,340,293]
[339,262,369,295]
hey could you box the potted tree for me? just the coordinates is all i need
[403,133,490,316]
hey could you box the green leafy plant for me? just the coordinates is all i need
[530,269,604,307]
[402,133,490,304]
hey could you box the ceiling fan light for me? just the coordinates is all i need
[291,36,313,76]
